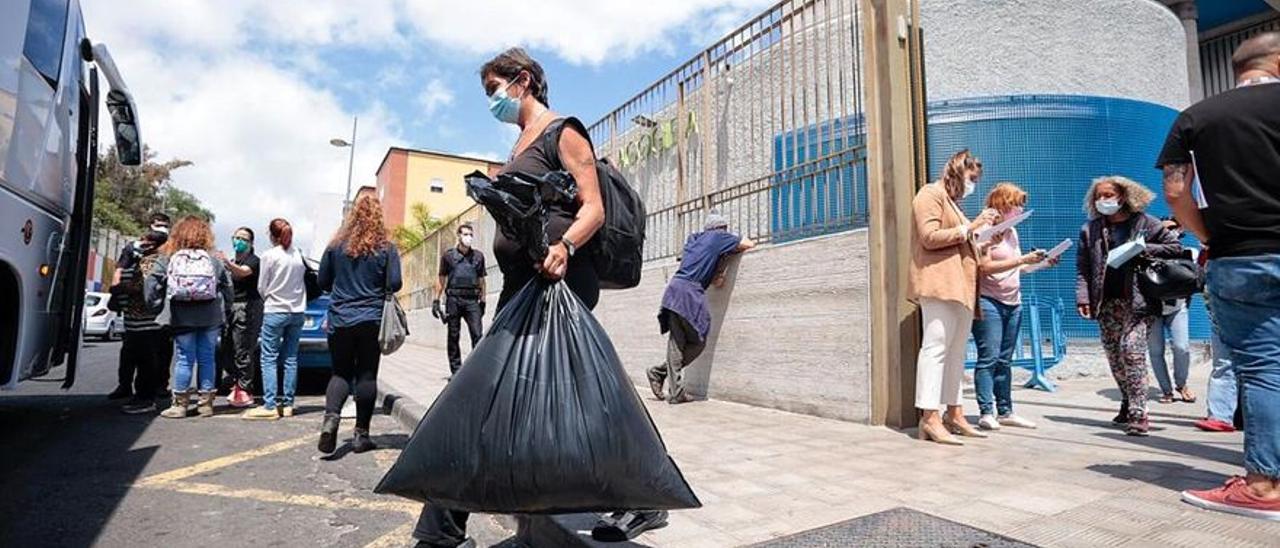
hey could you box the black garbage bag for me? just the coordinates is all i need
[375,169,699,514]
[374,278,701,513]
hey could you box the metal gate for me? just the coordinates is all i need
[587,0,867,261]
[1200,14,1280,98]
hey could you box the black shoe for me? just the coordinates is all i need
[1111,401,1130,426]
[646,369,665,400]
[107,386,133,401]
[352,428,377,453]
[318,414,340,455]
[121,398,157,415]
[591,510,669,542]
[155,386,171,399]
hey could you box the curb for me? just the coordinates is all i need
[376,386,603,547]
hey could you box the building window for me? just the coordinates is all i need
[430,178,445,194]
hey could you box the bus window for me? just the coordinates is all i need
[23,0,71,86]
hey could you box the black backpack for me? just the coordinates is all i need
[543,117,646,290]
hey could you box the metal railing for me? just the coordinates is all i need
[588,0,866,261]
[397,206,485,309]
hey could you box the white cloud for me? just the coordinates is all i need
[400,0,777,64]
[416,78,455,117]
[460,151,505,162]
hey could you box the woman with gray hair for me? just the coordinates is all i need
[1075,176,1183,436]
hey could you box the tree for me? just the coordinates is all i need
[92,145,212,234]
[393,203,444,251]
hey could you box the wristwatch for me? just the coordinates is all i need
[560,236,577,257]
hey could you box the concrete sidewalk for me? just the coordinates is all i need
[377,340,1279,548]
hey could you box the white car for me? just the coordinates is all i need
[83,292,124,341]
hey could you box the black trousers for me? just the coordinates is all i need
[228,300,263,390]
[121,329,171,400]
[325,321,381,430]
[446,296,484,374]
[415,264,600,545]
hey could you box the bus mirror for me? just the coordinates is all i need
[91,44,142,166]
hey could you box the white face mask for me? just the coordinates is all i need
[460,235,474,247]
[962,178,976,199]
[1096,198,1122,216]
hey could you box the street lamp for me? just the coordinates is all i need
[330,116,358,213]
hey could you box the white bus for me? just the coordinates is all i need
[1,0,141,389]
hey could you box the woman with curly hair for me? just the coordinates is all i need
[1076,176,1184,435]
[147,216,234,419]
[317,196,401,455]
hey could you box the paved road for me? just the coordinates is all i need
[0,340,515,547]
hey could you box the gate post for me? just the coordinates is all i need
[862,0,925,428]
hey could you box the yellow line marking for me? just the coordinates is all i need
[364,522,416,548]
[135,434,313,486]
[144,481,420,514]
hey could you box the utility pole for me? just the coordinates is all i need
[862,0,926,428]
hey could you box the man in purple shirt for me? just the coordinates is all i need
[647,212,755,404]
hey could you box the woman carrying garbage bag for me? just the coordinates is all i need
[408,47,673,548]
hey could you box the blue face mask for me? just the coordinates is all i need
[488,80,521,124]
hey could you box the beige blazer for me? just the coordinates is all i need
[909,182,979,312]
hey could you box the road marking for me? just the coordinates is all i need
[364,522,416,548]
[135,434,313,486]
[150,481,419,514]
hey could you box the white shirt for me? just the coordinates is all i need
[257,245,307,313]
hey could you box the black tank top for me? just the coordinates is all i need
[492,120,599,312]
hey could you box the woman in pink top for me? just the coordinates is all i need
[971,183,1053,431]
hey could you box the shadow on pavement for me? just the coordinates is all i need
[1087,460,1228,492]
[321,433,409,461]
[0,394,158,546]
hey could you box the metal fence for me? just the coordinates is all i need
[588,0,866,261]
[1200,14,1280,98]
[398,206,485,309]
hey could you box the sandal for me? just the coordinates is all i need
[1158,393,1175,404]
[1178,387,1197,403]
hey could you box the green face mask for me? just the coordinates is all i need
[233,238,250,254]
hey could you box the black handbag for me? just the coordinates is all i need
[1137,250,1203,301]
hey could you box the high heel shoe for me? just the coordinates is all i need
[943,418,989,438]
[918,419,964,446]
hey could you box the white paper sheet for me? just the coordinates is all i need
[975,209,1033,244]
[1023,239,1073,273]
[1106,237,1146,268]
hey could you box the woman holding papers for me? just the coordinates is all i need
[910,150,999,446]
[972,183,1053,432]
[1075,176,1184,436]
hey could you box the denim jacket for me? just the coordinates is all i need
[1075,212,1183,315]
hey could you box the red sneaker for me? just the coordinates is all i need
[1194,418,1237,433]
[228,386,254,408]
[1183,477,1280,521]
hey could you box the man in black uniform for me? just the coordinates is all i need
[432,223,486,375]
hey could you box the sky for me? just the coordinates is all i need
[81,0,776,257]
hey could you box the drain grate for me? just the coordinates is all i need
[752,507,1038,548]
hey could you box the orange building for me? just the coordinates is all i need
[375,148,503,230]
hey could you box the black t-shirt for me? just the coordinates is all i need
[1156,82,1280,258]
[439,247,486,292]
[232,252,261,302]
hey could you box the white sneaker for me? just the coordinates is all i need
[978,415,1001,431]
[341,400,357,419]
[998,414,1037,429]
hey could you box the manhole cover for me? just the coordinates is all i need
[751,507,1038,547]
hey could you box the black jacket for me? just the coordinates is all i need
[1076,212,1183,315]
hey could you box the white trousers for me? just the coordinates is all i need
[915,298,975,410]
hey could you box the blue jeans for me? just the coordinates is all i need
[260,312,304,409]
[1148,305,1191,394]
[173,327,219,392]
[1207,254,1280,479]
[971,296,1022,417]
[1207,326,1238,423]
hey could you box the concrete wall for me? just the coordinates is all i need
[404,221,872,422]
